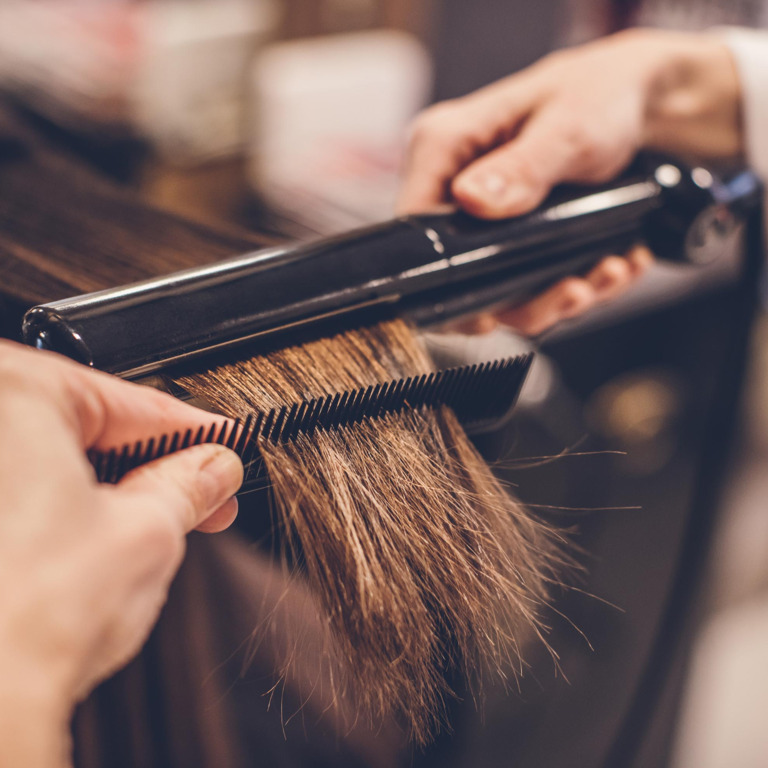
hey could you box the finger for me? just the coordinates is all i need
[442,313,499,335]
[626,244,655,276]
[497,246,653,335]
[68,369,231,451]
[0,341,228,452]
[452,105,621,219]
[195,496,239,534]
[586,246,654,303]
[113,444,243,534]
[396,108,473,214]
[66,367,231,451]
[396,148,456,215]
[496,277,596,335]
[396,85,537,215]
[585,255,634,302]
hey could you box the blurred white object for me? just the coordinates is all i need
[249,30,432,233]
[135,0,278,164]
[672,596,768,768]
[0,0,139,128]
[0,0,278,163]
[425,328,555,407]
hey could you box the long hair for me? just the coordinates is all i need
[177,320,569,743]
[1,101,570,749]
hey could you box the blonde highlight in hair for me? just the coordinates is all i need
[178,319,570,744]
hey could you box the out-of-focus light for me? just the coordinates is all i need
[655,163,682,188]
[692,167,715,189]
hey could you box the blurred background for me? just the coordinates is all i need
[0,1,767,766]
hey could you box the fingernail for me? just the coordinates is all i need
[460,171,507,199]
[200,446,243,509]
[499,183,532,210]
[478,172,507,196]
[460,173,533,214]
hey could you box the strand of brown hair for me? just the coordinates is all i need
[177,319,573,745]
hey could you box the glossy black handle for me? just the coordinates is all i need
[405,161,761,327]
[22,157,761,377]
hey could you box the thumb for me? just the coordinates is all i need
[113,444,244,534]
[452,106,596,219]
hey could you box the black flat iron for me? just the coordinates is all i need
[23,157,760,379]
[21,156,761,489]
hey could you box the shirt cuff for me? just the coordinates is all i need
[717,27,768,181]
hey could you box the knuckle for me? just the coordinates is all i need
[410,110,439,142]
[508,152,542,189]
[630,246,655,272]
[559,276,581,293]
[585,145,632,183]
[586,165,618,183]
[0,350,34,389]
[410,102,461,146]
[559,277,591,303]
[0,346,73,405]
[536,47,569,72]
[560,121,601,165]
[0,365,56,414]
[600,255,628,277]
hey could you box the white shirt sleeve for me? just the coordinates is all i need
[718,27,768,180]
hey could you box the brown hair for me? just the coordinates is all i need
[0,108,266,307]
[2,104,570,746]
[177,320,569,744]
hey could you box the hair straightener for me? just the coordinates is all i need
[21,156,761,488]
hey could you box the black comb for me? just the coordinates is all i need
[88,354,533,493]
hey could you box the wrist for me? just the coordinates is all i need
[631,29,743,160]
[0,660,73,767]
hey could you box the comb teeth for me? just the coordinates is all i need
[89,354,533,491]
